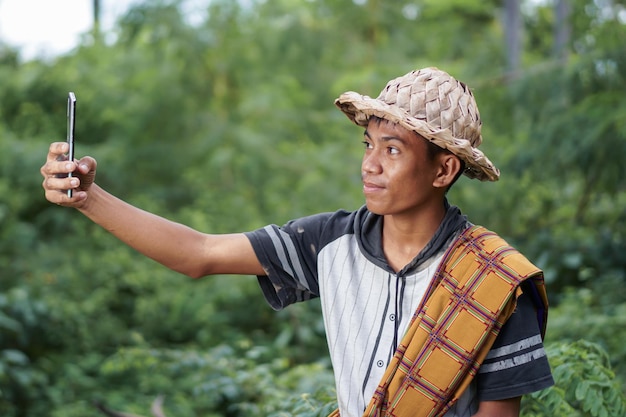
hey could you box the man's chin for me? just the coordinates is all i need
[365,201,387,216]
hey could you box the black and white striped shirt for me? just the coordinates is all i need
[245,204,554,417]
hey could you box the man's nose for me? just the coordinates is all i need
[362,150,382,174]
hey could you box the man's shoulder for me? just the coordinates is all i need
[450,225,541,277]
[248,207,365,255]
[283,207,362,236]
[448,224,549,337]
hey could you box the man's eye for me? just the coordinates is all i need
[388,147,399,155]
[362,141,372,149]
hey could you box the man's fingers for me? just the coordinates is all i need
[43,176,85,206]
[42,142,73,177]
[47,141,69,160]
[44,189,73,206]
[41,159,76,178]
[43,174,76,192]
[42,142,95,207]
[77,156,97,173]
[41,142,93,208]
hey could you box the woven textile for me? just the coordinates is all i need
[328,226,548,417]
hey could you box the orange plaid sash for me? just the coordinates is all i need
[328,226,548,417]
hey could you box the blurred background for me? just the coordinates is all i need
[0,0,624,416]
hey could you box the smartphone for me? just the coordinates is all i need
[66,92,76,197]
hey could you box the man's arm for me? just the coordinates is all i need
[41,142,265,278]
[473,397,520,417]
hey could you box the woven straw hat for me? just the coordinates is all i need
[334,67,500,181]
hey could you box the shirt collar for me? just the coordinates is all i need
[355,199,470,275]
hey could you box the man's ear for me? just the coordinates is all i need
[433,154,462,188]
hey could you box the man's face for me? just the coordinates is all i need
[361,118,442,216]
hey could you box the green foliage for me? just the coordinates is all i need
[0,0,624,415]
[78,344,334,417]
[546,288,626,383]
[522,340,626,417]
[0,289,50,415]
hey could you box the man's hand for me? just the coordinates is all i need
[41,141,97,208]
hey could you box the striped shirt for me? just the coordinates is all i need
[245,204,553,417]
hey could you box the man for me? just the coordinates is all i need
[41,67,554,417]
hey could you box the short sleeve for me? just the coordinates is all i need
[476,288,555,401]
[245,210,357,310]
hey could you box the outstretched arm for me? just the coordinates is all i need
[41,142,265,278]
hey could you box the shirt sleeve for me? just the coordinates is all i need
[476,285,555,401]
[244,213,332,310]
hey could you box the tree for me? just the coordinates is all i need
[0,0,624,415]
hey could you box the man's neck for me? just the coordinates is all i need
[381,203,447,273]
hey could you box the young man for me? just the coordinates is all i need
[41,67,554,417]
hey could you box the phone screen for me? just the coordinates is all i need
[66,92,76,197]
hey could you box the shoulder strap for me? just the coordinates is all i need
[360,225,547,417]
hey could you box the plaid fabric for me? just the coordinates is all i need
[328,226,548,417]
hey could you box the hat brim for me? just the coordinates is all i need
[335,91,500,182]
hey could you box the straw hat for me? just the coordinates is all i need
[334,67,500,181]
